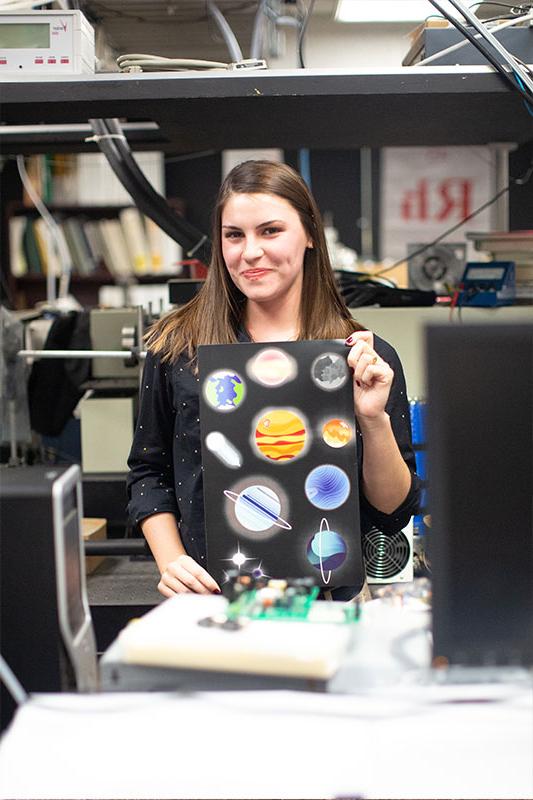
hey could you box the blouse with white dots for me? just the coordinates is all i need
[127,333,421,599]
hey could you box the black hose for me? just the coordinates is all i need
[88,118,212,263]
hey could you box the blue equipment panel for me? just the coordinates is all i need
[459,261,515,307]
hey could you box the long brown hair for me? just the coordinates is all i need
[146,160,363,361]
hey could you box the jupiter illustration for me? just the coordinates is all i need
[254,409,307,463]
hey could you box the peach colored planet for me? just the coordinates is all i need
[322,418,353,448]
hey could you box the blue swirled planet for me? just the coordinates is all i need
[305,465,350,510]
[307,519,347,584]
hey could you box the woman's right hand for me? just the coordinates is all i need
[158,554,221,598]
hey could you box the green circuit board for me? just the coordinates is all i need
[222,573,361,625]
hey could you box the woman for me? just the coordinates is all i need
[127,160,420,601]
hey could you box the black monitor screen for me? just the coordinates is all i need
[427,323,533,666]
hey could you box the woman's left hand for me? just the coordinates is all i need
[345,330,394,421]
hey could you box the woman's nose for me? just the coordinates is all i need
[243,237,264,260]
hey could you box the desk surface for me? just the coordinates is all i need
[1,599,532,799]
[0,682,531,799]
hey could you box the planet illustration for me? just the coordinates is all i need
[247,347,297,387]
[311,352,348,391]
[322,418,353,448]
[307,519,347,584]
[305,464,350,509]
[254,409,307,462]
[204,369,245,412]
[204,431,242,468]
[224,484,292,532]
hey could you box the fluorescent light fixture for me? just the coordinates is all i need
[335,0,461,23]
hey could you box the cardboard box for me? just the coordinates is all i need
[82,517,107,575]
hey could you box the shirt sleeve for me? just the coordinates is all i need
[359,336,421,535]
[126,351,180,527]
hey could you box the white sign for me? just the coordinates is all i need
[380,146,496,261]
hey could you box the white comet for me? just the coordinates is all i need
[205,431,243,468]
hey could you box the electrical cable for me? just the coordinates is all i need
[101,118,211,257]
[206,0,243,62]
[373,156,533,278]
[88,119,211,263]
[0,653,28,707]
[374,187,510,277]
[298,0,316,68]
[16,155,73,302]
[429,0,533,103]
[445,0,533,94]
[515,71,533,114]
[116,54,229,72]
[417,11,533,65]
[250,0,268,60]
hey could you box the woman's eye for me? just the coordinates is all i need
[263,227,281,236]
[225,231,242,239]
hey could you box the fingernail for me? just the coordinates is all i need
[214,589,221,594]
[345,335,354,346]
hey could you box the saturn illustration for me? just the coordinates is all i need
[224,484,292,532]
[306,518,347,584]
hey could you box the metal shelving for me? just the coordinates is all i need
[1,66,532,153]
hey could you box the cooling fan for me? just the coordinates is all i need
[407,243,466,292]
[363,522,413,584]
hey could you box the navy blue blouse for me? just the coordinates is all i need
[127,334,421,599]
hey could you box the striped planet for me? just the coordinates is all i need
[224,484,291,532]
[254,409,307,463]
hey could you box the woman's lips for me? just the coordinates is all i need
[241,268,270,280]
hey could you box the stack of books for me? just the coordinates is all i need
[9,207,184,281]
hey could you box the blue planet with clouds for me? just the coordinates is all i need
[307,525,347,572]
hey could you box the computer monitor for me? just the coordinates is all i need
[1,465,98,729]
[426,323,533,667]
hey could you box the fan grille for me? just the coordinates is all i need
[363,528,411,580]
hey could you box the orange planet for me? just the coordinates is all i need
[322,418,353,448]
[255,409,307,462]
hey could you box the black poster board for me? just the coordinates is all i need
[198,340,363,591]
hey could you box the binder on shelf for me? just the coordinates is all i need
[119,207,150,275]
[99,218,135,279]
[22,217,43,274]
[34,218,62,278]
[145,216,183,275]
[9,216,28,277]
[83,220,110,273]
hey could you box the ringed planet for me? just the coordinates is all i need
[306,518,347,584]
[224,484,292,532]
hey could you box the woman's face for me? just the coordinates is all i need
[221,192,312,307]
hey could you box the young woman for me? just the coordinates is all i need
[127,160,420,601]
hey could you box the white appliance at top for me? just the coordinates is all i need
[0,10,94,75]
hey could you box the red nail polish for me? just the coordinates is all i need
[345,336,354,346]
